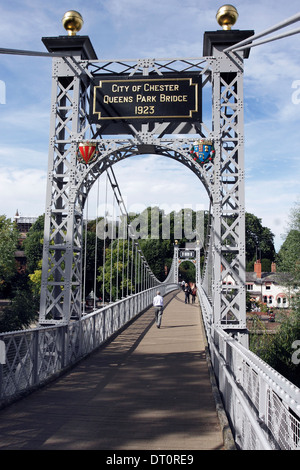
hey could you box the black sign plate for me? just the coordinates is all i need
[91,74,201,122]
[179,249,196,259]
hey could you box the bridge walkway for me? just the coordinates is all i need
[0,289,230,450]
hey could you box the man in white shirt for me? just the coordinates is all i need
[153,291,164,328]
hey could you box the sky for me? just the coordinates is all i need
[0,0,299,252]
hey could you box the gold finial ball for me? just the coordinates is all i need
[216,4,238,30]
[62,10,83,36]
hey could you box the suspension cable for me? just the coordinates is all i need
[224,12,300,52]
[93,177,100,310]
[102,171,108,306]
[116,210,120,300]
[109,188,115,303]
[82,196,88,314]
[121,216,126,298]
[126,224,130,296]
[89,163,162,306]
[105,165,160,287]
[0,47,72,57]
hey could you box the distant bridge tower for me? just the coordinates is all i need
[174,244,201,287]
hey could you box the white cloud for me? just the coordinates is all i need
[0,108,50,134]
[0,146,48,170]
[245,175,300,250]
[99,155,209,212]
[0,167,47,218]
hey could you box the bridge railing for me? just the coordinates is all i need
[0,283,178,408]
[198,285,300,450]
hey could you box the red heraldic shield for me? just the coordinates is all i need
[78,142,98,164]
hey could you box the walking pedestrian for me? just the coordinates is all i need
[191,284,197,303]
[153,290,164,328]
[184,283,191,304]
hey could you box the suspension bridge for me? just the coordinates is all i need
[1,6,300,451]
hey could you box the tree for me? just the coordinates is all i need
[0,266,39,332]
[82,222,104,298]
[277,201,300,286]
[245,213,276,270]
[22,215,44,273]
[139,238,173,281]
[289,200,300,232]
[0,285,38,332]
[28,260,43,297]
[277,230,300,275]
[250,201,300,387]
[179,261,196,284]
[251,310,300,388]
[97,239,134,301]
[0,215,18,297]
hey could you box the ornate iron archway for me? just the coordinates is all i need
[39,9,253,346]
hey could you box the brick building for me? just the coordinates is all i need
[223,260,297,310]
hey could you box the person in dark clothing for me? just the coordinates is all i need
[191,284,197,303]
[184,283,191,304]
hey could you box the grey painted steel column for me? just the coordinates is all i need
[204,29,253,346]
[39,37,97,324]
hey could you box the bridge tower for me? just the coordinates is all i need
[39,7,252,346]
[174,244,201,287]
[202,7,253,345]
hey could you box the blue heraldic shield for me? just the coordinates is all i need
[190,139,215,164]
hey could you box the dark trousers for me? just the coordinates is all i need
[155,306,163,327]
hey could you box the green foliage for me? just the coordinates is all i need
[28,260,42,297]
[0,273,39,332]
[178,260,196,283]
[0,215,42,331]
[82,227,104,297]
[0,290,39,332]
[277,229,300,284]
[249,202,300,386]
[22,215,44,273]
[249,314,274,358]
[0,215,18,295]
[139,238,173,280]
[277,201,300,280]
[251,309,300,388]
[245,212,276,268]
[97,239,134,301]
